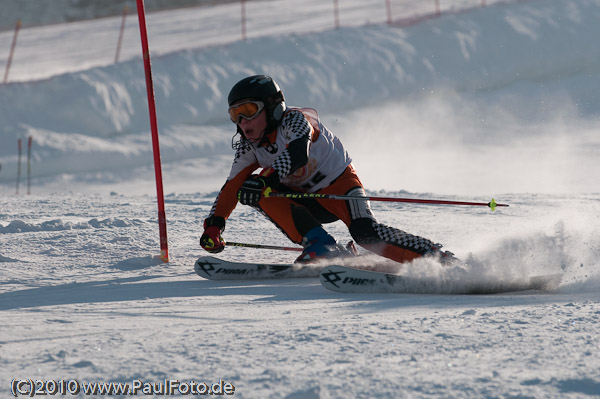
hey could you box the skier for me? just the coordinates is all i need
[200,75,454,264]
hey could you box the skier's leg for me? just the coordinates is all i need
[252,196,306,244]
[314,166,451,264]
[253,194,338,243]
[348,217,442,263]
[254,195,353,262]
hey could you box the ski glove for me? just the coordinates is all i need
[238,168,280,206]
[200,216,226,253]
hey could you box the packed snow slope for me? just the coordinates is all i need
[0,0,599,195]
[1,192,599,399]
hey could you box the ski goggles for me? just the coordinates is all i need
[228,100,264,124]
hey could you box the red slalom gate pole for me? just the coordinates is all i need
[16,139,22,195]
[385,0,392,24]
[115,6,128,63]
[240,0,247,41]
[136,0,169,263]
[434,0,441,16]
[27,136,32,195]
[333,0,340,29]
[3,19,21,84]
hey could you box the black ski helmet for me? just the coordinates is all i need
[228,75,286,130]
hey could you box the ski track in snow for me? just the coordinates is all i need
[2,0,600,398]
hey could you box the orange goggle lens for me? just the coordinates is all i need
[228,101,264,123]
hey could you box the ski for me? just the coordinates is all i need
[319,265,563,294]
[194,256,323,280]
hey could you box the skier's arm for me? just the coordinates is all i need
[200,162,256,253]
[207,162,258,223]
[270,110,312,180]
[204,145,259,231]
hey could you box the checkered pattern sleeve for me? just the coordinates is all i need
[271,110,311,179]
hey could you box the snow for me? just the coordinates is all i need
[1,0,600,398]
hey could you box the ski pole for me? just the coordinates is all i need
[266,191,508,211]
[226,241,302,252]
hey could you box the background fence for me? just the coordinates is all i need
[1,0,519,83]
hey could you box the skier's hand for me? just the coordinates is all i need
[238,177,268,206]
[238,168,279,206]
[200,217,225,253]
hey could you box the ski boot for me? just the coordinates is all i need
[295,226,358,264]
[425,243,460,266]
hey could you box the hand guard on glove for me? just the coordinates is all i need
[238,168,280,206]
[200,216,226,253]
